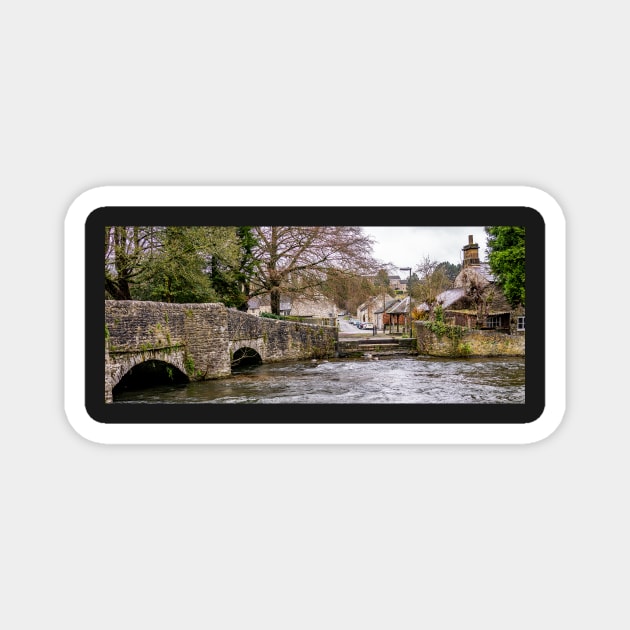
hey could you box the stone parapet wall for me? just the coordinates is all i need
[414,322,525,357]
[106,300,225,351]
[228,310,338,362]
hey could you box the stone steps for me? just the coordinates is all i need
[336,337,415,357]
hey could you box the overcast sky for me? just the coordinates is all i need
[361,226,489,271]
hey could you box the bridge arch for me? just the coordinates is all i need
[113,359,189,399]
[229,338,266,366]
[106,346,189,403]
[231,346,263,368]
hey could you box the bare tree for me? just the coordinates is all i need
[411,255,453,317]
[250,226,378,315]
[456,266,495,326]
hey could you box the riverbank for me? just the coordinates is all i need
[337,324,525,359]
[336,335,415,358]
[413,322,525,358]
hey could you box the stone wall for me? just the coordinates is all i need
[414,321,525,357]
[106,300,231,373]
[228,310,338,362]
[105,301,338,401]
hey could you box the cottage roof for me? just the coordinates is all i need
[386,296,411,314]
[374,298,400,314]
[415,288,466,312]
[436,287,467,309]
[454,263,495,288]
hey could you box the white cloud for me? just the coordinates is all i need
[362,226,488,269]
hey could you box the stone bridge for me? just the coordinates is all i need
[105,301,338,402]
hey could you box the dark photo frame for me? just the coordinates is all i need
[86,205,545,426]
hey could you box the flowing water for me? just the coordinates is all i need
[113,355,525,404]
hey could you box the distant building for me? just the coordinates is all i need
[388,275,406,293]
[247,294,338,319]
[357,295,398,329]
[363,274,407,294]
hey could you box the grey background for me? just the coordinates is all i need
[2,2,626,628]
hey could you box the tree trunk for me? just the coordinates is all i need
[105,278,132,300]
[270,286,281,315]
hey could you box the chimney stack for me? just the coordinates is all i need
[462,234,480,267]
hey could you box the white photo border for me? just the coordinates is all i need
[64,185,565,445]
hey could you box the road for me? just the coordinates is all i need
[337,316,390,339]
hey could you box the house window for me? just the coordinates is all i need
[517,316,525,331]
[486,315,501,328]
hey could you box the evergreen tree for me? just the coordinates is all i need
[208,226,259,310]
[484,226,526,307]
[105,226,242,304]
[435,261,461,283]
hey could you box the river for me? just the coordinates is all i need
[113,355,525,404]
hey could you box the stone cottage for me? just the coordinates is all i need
[421,235,525,334]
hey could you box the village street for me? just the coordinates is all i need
[337,316,392,339]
